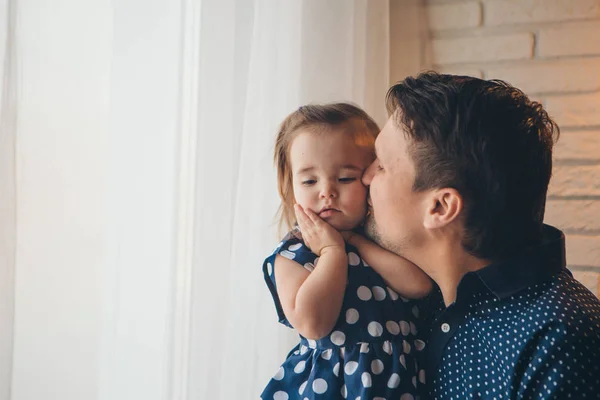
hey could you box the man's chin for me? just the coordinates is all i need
[364,214,383,246]
[364,213,406,256]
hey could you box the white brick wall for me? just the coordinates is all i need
[431,33,534,64]
[392,0,600,296]
[427,2,482,31]
[484,0,600,26]
[486,59,600,94]
[539,21,600,57]
[545,93,600,127]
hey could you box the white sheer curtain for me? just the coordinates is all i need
[3,0,389,399]
[0,0,16,399]
[188,1,390,398]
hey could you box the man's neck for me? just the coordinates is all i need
[420,243,490,307]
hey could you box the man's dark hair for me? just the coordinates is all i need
[386,72,559,260]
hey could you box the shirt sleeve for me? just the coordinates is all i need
[513,317,600,398]
[262,236,319,328]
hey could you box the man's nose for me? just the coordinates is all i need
[362,162,374,186]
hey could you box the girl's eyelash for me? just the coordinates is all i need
[301,176,358,185]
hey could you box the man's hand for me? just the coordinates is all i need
[294,204,345,256]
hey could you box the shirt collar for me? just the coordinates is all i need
[466,224,566,300]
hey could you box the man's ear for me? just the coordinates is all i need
[423,188,463,229]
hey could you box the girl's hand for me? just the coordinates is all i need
[294,204,345,256]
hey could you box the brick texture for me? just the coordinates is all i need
[566,235,600,267]
[539,21,600,57]
[554,131,600,160]
[572,270,600,294]
[427,2,482,31]
[431,33,533,64]
[545,93,600,128]
[549,165,600,196]
[486,59,600,94]
[545,200,600,233]
[484,0,600,26]
[436,66,483,78]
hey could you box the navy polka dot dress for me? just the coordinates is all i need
[261,231,424,400]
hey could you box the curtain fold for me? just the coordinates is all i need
[0,0,17,398]
[189,1,390,397]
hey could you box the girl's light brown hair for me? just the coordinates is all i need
[274,103,380,235]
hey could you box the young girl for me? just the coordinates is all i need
[261,103,432,400]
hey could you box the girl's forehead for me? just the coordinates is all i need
[290,128,373,151]
[289,130,373,172]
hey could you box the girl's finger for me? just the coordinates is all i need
[294,204,313,230]
[304,208,324,226]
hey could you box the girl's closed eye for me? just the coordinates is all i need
[339,177,357,183]
[302,179,317,186]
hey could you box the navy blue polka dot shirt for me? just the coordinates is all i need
[424,225,600,399]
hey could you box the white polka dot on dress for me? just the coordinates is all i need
[386,321,400,335]
[399,320,410,336]
[361,372,372,388]
[273,366,284,381]
[294,360,306,374]
[348,252,360,266]
[261,234,423,400]
[346,308,359,324]
[383,341,393,355]
[298,381,307,395]
[288,243,302,251]
[368,321,383,337]
[357,286,372,301]
[312,379,328,394]
[371,359,384,375]
[330,331,345,346]
[280,250,295,260]
[388,373,401,389]
[273,391,288,400]
[345,361,359,375]
[372,286,387,301]
[387,286,399,300]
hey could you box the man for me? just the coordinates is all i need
[362,72,600,399]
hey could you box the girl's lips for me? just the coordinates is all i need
[319,209,340,218]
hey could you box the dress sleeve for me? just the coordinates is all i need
[262,234,319,327]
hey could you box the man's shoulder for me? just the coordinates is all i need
[516,269,600,332]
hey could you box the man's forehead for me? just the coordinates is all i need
[375,117,399,156]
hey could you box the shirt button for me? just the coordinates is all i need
[441,323,451,333]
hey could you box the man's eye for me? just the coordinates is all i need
[339,177,357,183]
[302,180,316,185]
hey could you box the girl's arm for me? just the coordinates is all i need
[344,232,433,299]
[274,205,347,340]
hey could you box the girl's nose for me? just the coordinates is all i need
[320,184,337,199]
